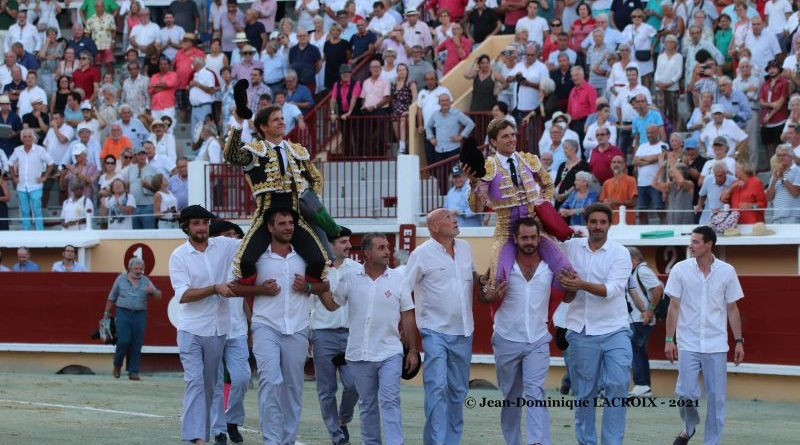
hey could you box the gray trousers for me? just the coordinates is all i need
[177,330,226,443]
[252,323,309,445]
[311,328,359,444]
[675,351,728,445]
[348,354,404,445]
[211,335,252,434]
[492,332,552,445]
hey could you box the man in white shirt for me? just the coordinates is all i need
[63,124,102,171]
[558,203,633,445]
[43,112,75,169]
[232,208,330,445]
[60,179,94,231]
[664,226,745,445]
[699,138,736,183]
[401,9,432,51]
[509,44,549,122]
[17,71,47,118]
[310,227,360,445]
[699,105,749,158]
[403,208,476,445]
[0,51,27,87]
[744,15,781,74]
[625,247,664,398]
[168,205,242,445]
[633,124,667,224]
[765,0,792,47]
[160,11,186,61]
[207,221,252,445]
[129,8,163,57]
[416,71,453,163]
[615,66,652,154]
[515,1,548,46]
[317,232,418,445]
[9,128,55,231]
[368,1,397,36]
[480,217,553,445]
[4,10,39,53]
[274,90,305,135]
[189,57,216,137]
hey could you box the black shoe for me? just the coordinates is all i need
[341,425,350,442]
[672,430,694,445]
[560,384,570,395]
[227,423,243,444]
[214,432,228,445]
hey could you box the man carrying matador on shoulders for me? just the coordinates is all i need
[223,80,345,284]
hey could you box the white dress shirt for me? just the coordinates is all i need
[664,257,744,353]
[61,195,94,230]
[311,257,361,330]
[147,133,178,168]
[160,25,186,60]
[700,119,748,157]
[227,295,249,339]
[418,85,453,124]
[129,22,162,57]
[333,267,414,362]
[251,245,312,335]
[169,236,241,337]
[744,30,781,73]
[9,144,54,192]
[403,238,474,336]
[189,68,216,106]
[564,237,632,336]
[511,60,550,111]
[43,124,75,167]
[654,52,683,92]
[4,23,39,53]
[615,84,652,122]
[17,87,48,117]
[493,261,553,344]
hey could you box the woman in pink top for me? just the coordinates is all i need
[569,3,596,51]
[435,23,472,75]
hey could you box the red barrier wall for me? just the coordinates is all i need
[0,273,798,366]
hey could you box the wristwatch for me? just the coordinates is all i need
[735,338,744,344]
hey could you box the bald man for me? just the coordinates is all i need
[403,208,479,445]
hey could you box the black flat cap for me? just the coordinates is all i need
[328,226,352,242]
[179,205,217,223]
[210,220,244,238]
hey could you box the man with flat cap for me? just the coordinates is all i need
[311,226,361,445]
[208,220,252,444]
[169,205,242,445]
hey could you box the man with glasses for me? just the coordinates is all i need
[101,123,133,161]
[73,51,101,101]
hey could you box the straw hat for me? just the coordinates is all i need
[723,227,741,237]
[750,222,775,236]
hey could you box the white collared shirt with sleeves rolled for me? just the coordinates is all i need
[403,238,475,337]
[9,144,54,193]
[564,237,632,336]
[493,261,553,344]
[332,267,414,362]
[250,244,312,335]
[169,236,242,337]
[311,257,362,330]
[664,257,744,354]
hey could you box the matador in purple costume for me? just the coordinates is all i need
[463,119,573,300]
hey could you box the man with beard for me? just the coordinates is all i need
[479,217,554,445]
[168,205,242,445]
[558,203,632,445]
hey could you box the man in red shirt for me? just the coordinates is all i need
[567,65,597,146]
[589,127,624,184]
[173,34,205,124]
[147,57,179,125]
[72,51,101,100]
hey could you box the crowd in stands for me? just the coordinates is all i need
[1,0,800,231]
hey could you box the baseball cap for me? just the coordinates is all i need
[339,64,352,74]
[269,31,280,39]
[684,138,699,149]
[76,123,93,133]
[712,136,727,146]
[80,100,92,110]
[711,104,724,114]
[0,95,10,104]
[451,165,463,176]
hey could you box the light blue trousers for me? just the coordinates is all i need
[252,323,308,445]
[421,329,473,445]
[177,330,226,443]
[17,188,43,230]
[676,351,728,445]
[348,354,404,445]
[492,332,552,445]
[566,328,632,445]
[311,328,359,444]
[210,335,252,434]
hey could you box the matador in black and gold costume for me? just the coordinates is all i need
[223,80,343,282]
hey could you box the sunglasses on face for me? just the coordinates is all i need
[124,155,133,159]
[551,22,561,27]
[105,161,116,165]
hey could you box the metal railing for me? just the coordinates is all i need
[420,153,461,214]
[206,163,255,220]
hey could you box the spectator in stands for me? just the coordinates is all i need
[11,42,37,72]
[433,8,455,45]
[559,171,598,225]
[230,32,255,66]
[50,76,71,116]
[323,23,351,90]
[289,29,322,91]
[367,0,394,36]
[444,166,482,226]
[586,28,612,97]
[21,97,49,142]
[436,22,473,75]
[284,69,315,113]
[273,89,305,136]
[147,120,177,173]
[3,65,25,114]
[500,0,527,35]
[350,17,377,59]
[262,41,288,92]
[464,55,500,112]
[466,0,500,44]
[12,247,40,271]
[378,30,407,72]
[631,93,664,149]
[622,9,656,85]
[148,57,179,124]
[417,71,452,162]
[188,57,217,135]
[767,145,800,222]
[699,104,749,159]
[601,155,637,224]
[0,251,8,270]
[760,59,791,162]
[515,0,548,45]
[232,43,259,82]
[584,102,617,155]
[251,0,278,33]
[1,51,26,91]
[61,137,99,197]
[116,105,148,149]
[399,10,430,54]
[408,45,434,88]
[606,44,636,107]
[696,161,735,224]
[85,0,116,75]
[0,94,22,157]
[10,128,54,231]
[652,160,695,225]
[554,139,590,205]
[128,145,158,229]
[685,90,712,141]
[634,124,667,224]
[104,257,162,380]
[174,37,204,124]
[389,63,415,154]
[335,9,357,40]
[121,63,150,119]
[683,25,723,91]
[17,71,47,118]
[244,9,268,52]
[700,137,737,183]
[589,127,624,184]
[144,139,173,177]
[119,148,134,177]
[75,104,104,151]
[170,0,201,34]
[509,44,549,126]
[102,123,133,162]
[721,160,766,224]
[540,123,567,178]
[615,66,651,153]
[98,154,121,195]
[745,15,781,75]
[42,111,73,172]
[153,174,179,229]
[4,9,37,54]
[102,176,137,231]
[129,8,161,58]
[570,2,597,51]
[246,67,273,113]
[425,93,475,166]
[546,33,577,69]
[168,158,189,211]
[654,34,682,126]
[61,179,94,230]
[567,66,596,144]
